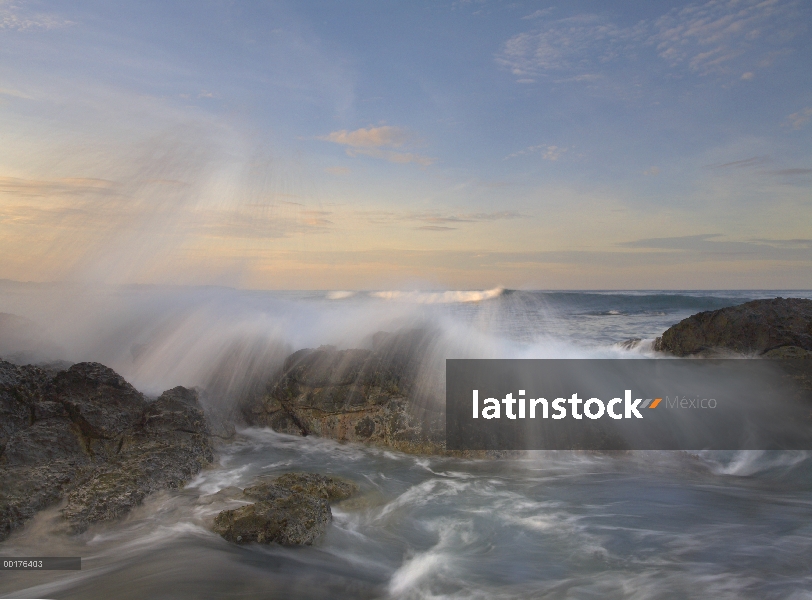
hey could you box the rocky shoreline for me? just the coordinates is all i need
[1,297,811,545]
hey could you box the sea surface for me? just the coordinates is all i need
[1,285,812,599]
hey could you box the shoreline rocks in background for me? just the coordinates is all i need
[241,329,445,454]
[213,472,358,546]
[0,361,213,540]
[654,298,812,358]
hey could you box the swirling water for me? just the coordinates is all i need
[2,286,812,599]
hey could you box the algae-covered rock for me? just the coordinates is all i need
[213,473,360,546]
[212,490,330,546]
[246,472,359,502]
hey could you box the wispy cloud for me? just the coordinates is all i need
[0,1,74,31]
[768,168,812,176]
[648,0,803,75]
[199,206,333,239]
[617,233,812,260]
[319,126,408,148]
[319,126,434,166]
[498,0,805,80]
[704,155,771,169]
[0,86,33,99]
[360,209,524,229]
[497,14,633,77]
[504,144,566,160]
[416,225,457,231]
[787,106,812,129]
[522,8,555,21]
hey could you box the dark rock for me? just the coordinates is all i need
[2,420,86,466]
[212,489,330,545]
[53,362,148,439]
[0,362,52,453]
[654,298,812,357]
[246,472,359,502]
[0,359,213,540]
[0,462,87,541]
[62,386,213,532]
[242,329,445,453]
[212,472,359,546]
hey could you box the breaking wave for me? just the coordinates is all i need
[369,287,505,304]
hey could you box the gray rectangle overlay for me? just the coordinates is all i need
[446,359,812,450]
[1,557,82,570]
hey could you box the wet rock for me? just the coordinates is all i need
[242,329,445,453]
[213,489,330,546]
[62,386,213,532]
[213,472,360,545]
[0,360,213,540]
[53,362,148,439]
[246,472,359,502]
[654,298,812,357]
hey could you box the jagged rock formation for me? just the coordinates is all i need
[242,330,445,453]
[654,298,812,357]
[213,473,358,545]
[0,361,212,540]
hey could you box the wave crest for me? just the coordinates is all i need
[369,287,504,304]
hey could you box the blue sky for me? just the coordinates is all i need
[1,0,811,289]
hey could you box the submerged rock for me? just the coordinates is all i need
[0,360,213,540]
[242,329,445,453]
[654,298,812,357]
[246,472,359,502]
[213,472,359,546]
[213,491,331,546]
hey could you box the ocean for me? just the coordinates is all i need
[2,284,812,599]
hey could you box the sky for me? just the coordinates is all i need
[0,0,811,290]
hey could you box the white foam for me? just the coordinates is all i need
[326,291,356,300]
[369,287,504,304]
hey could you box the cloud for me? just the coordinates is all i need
[416,225,457,231]
[0,86,32,99]
[619,233,724,250]
[498,0,805,80]
[497,14,633,77]
[319,126,409,148]
[325,166,350,175]
[0,1,73,31]
[361,209,524,227]
[200,206,333,239]
[504,144,567,160]
[787,107,812,129]
[319,126,434,166]
[768,168,812,176]
[741,71,754,80]
[750,237,812,247]
[644,166,660,175]
[647,0,803,75]
[703,155,770,169]
[617,234,812,260]
[522,8,555,20]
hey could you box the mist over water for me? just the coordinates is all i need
[2,284,812,599]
